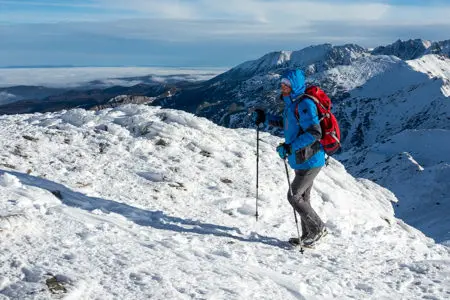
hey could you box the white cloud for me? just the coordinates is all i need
[3,0,450,27]
[0,91,17,105]
[0,67,225,88]
[1,0,449,67]
[22,0,443,42]
[3,0,450,32]
[97,0,391,24]
[382,5,450,25]
[95,0,450,26]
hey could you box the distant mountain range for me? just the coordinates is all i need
[1,39,449,117]
[0,74,196,114]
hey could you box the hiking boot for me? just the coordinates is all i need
[302,227,328,247]
[301,231,308,241]
[288,237,301,245]
[288,230,309,246]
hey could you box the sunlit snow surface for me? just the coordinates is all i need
[0,105,449,299]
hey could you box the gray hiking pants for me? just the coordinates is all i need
[287,167,324,237]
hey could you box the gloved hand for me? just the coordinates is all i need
[251,109,265,126]
[276,143,291,159]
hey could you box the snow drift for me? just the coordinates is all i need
[0,105,449,299]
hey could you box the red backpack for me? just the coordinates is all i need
[295,86,341,156]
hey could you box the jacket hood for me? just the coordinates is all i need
[281,69,306,100]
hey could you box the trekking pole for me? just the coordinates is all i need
[283,159,301,243]
[255,125,260,221]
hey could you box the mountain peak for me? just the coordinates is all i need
[372,39,450,60]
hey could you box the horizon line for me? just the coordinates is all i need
[0,64,231,69]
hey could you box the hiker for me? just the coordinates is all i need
[251,69,327,247]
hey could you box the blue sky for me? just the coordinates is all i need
[1,0,450,67]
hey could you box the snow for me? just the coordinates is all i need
[277,51,292,65]
[332,54,450,245]
[370,39,450,61]
[422,40,432,49]
[224,44,367,80]
[217,49,450,254]
[337,54,450,150]
[338,129,450,245]
[407,54,450,96]
[0,67,227,88]
[1,105,449,299]
[311,55,400,94]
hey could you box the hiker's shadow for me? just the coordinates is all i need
[1,170,288,249]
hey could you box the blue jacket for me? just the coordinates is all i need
[266,69,325,170]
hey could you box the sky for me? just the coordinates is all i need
[0,0,450,67]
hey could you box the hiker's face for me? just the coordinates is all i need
[281,83,291,95]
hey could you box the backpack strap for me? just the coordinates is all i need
[293,94,307,120]
[303,94,328,112]
[294,94,327,122]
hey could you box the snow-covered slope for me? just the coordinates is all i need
[309,55,400,99]
[336,54,450,149]
[407,54,450,96]
[331,54,450,245]
[1,106,449,299]
[339,129,450,244]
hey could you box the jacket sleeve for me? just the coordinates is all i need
[265,114,283,128]
[290,99,322,151]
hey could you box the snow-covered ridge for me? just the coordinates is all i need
[371,39,450,60]
[214,40,450,84]
[372,39,432,60]
[215,39,450,86]
[0,105,449,299]
[217,44,367,80]
[90,95,156,111]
